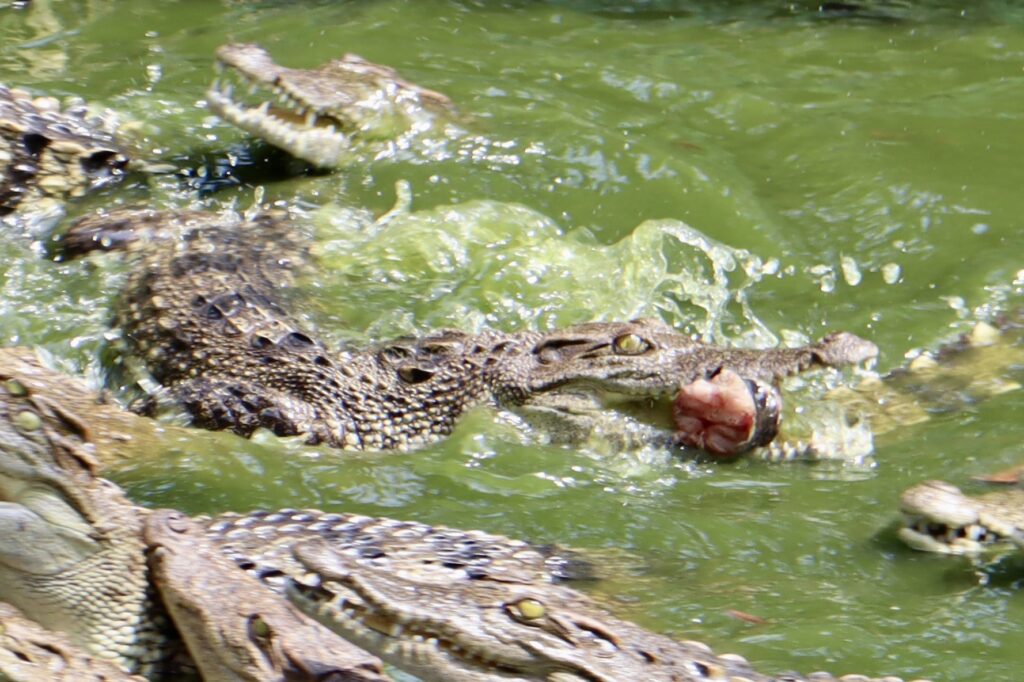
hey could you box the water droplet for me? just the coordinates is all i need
[881,263,901,284]
[840,256,861,286]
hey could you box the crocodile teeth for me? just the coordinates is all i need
[363,614,403,637]
[205,79,351,166]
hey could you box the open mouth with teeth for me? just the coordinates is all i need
[206,61,355,169]
[898,515,1007,555]
[897,481,1024,555]
[205,43,452,169]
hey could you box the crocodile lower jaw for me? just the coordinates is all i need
[206,68,351,167]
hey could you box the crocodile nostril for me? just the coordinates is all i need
[80,149,124,174]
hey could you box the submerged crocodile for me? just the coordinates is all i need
[898,479,1024,556]
[0,349,924,682]
[58,207,876,457]
[881,316,1024,555]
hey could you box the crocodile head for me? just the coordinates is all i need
[898,480,1024,555]
[287,537,913,682]
[520,319,877,457]
[0,359,160,672]
[144,509,390,682]
[0,85,128,214]
[206,43,453,167]
[287,538,759,682]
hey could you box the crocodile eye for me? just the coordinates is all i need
[508,598,546,621]
[248,614,271,639]
[14,410,42,433]
[398,365,434,384]
[612,333,650,355]
[4,379,28,397]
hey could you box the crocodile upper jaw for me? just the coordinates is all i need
[206,65,353,169]
[205,43,452,168]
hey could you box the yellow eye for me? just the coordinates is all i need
[511,598,546,620]
[4,379,28,397]
[613,333,649,355]
[14,410,41,433]
[248,615,271,639]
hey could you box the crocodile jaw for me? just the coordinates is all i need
[898,480,1024,554]
[205,43,452,168]
[286,579,536,681]
[205,71,352,168]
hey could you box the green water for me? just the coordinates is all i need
[3,1,1024,679]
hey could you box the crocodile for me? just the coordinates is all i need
[4,47,876,458]
[828,315,1024,439]
[0,351,922,682]
[57,207,877,457]
[0,84,128,215]
[206,43,454,168]
[287,538,926,682]
[878,316,1024,555]
[898,480,1024,555]
[1,41,451,217]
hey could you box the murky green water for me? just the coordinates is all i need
[3,1,1024,679]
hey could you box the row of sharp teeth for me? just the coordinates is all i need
[331,601,476,664]
[319,595,514,670]
[907,518,999,544]
[210,75,328,130]
[206,84,348,167]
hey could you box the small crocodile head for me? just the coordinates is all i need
[0,85,128,214]
[206,43,453,167]
[285,538,774,682]
[898,480,1024,555]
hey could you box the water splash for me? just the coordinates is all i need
[312,197,775,345]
